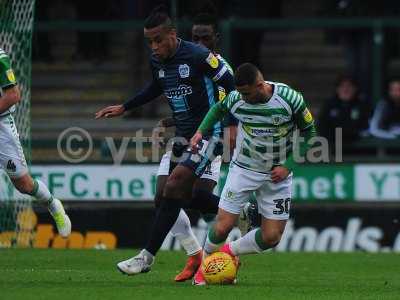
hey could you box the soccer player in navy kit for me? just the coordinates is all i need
[151,12,240,282]
[95,7,235,277]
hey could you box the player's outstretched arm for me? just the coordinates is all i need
[0,85,20,114]
[95,79,163,119]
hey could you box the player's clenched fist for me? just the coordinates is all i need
[95,105,125,119]
[190,131,203,153]
[271,166,290,183]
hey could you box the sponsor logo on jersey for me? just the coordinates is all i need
[302,108,313,123]
[164,84,193,98]
[178,64,190,78]
[158,69,165,78]
[6,69,16,83]
[206,53,219,69]
[6,159,16,172]
[251,128,276,135]
[243,125,276,136]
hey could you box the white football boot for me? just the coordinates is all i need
[48,198,71,238]
[117,249,154,275]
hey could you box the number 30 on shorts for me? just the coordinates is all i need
[273,198,291,215]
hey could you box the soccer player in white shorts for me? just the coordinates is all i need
[190,63,317,285]
[218,163,292,221]
[0,48,71,238]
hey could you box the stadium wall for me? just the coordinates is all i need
[1,163,400,201]
[1,163,399,251]
[14,202,400,252]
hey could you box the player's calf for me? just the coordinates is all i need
[11,175,71,238]
[229,219,287,255]
[259,228,283,249]
[11,173,34,195]
[203,209,238,255]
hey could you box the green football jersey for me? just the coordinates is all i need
[220,81,314,173]
[0,48,17,116]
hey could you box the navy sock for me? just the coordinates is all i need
[145,197,185,256]
[190,190,220,215]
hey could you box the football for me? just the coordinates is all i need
[202,252,237,284]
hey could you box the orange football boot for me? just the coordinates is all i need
[175,251,203,282]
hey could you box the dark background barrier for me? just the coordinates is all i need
[31,202,400,252]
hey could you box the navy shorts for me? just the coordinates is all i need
[169,137,223,177]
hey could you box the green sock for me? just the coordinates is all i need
[208,227,228,244]
[255,228,270,250]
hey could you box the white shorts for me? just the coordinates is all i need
[0,115,28,178]
[157,150,222,183]
[219,163,292,220]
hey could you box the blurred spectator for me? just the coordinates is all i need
[369,78,400,139]
[322,0,400,98]
[318,76,371,145]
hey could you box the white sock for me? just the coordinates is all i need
[203,234,219,256]
[32,179,53,203]
[170,209,201,256]
[230,228,263,255]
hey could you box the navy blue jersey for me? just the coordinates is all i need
[124,39,234,139]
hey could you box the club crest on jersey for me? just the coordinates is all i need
[271,115,282,125]
[6,69,16,83]
[206,53,219,69]
[178,64,190,78]
[158,69,165,78]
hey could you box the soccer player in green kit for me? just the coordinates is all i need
[190,63,317,285]
[0,48,71,238]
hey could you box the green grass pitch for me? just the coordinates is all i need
[1,249,399,300]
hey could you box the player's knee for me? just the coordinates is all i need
[163,179,182,199]
[14,181,32,195]
[214,220,232,239]
[261,230,282,248]
[164,175,192,200]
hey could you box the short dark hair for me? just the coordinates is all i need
[144,5,174,30]
[193,13,218,32]
[234,63,260,86]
